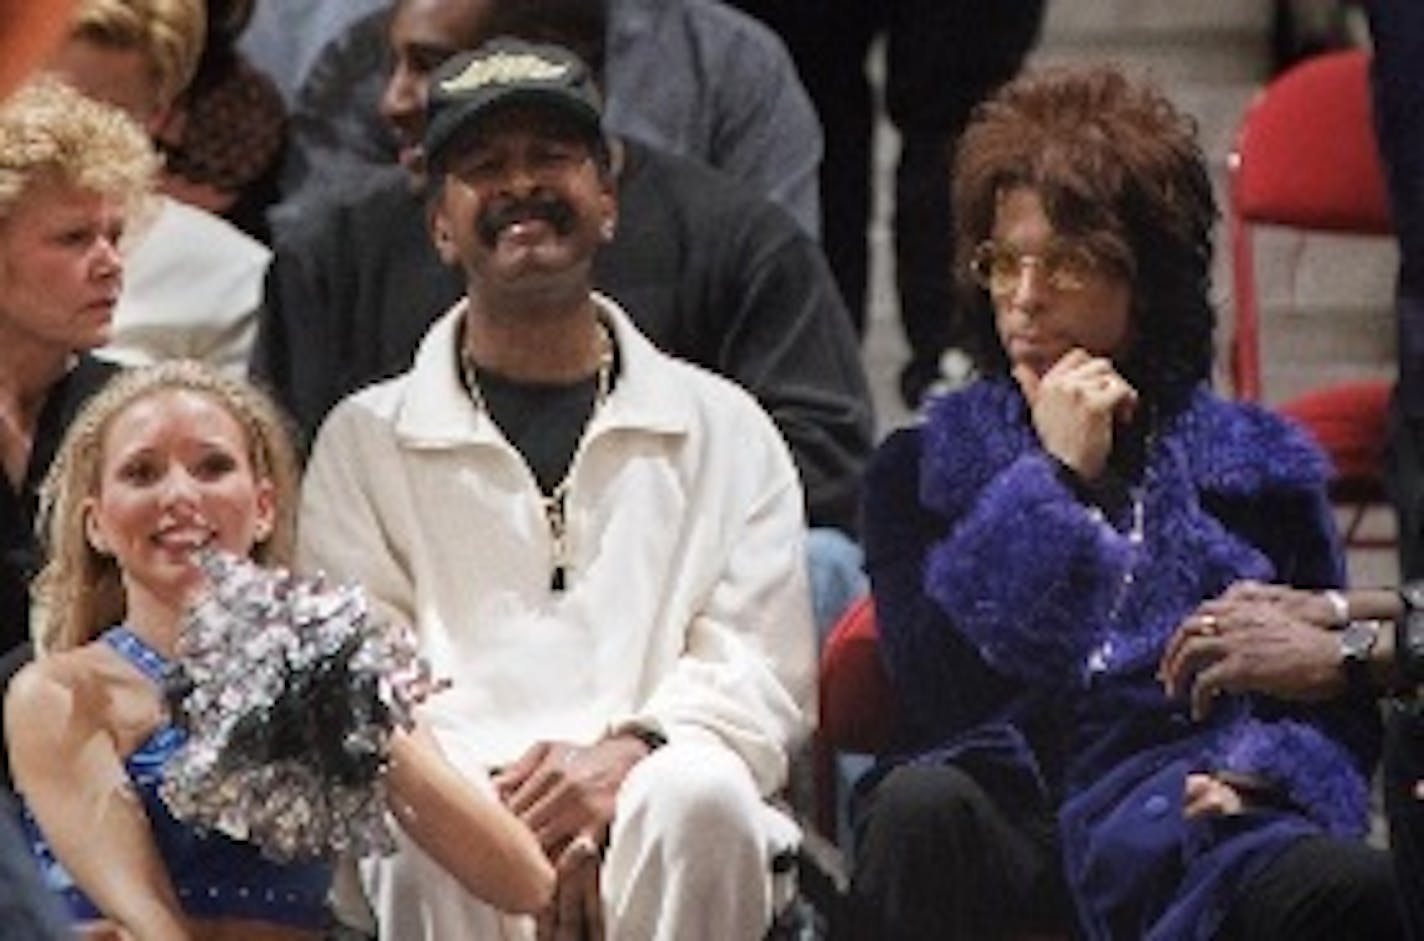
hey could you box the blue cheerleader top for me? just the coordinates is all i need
[20,626,332,930]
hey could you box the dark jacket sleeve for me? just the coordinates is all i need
[711,194,873,535]
[249,218,344,449]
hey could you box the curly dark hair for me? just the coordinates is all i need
[952,65,1217,414]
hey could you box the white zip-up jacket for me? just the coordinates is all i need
[299,295,814,796]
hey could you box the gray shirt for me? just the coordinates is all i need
[238,0,391,105]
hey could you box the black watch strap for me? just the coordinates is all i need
[1397,583,1424,687]
[1340,620,1382,696]
[1400,580,1424,613]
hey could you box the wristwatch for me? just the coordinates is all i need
[1397,581,1424,686]
[1339,619,1382,696]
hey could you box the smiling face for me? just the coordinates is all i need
[84,389,275,619]
[381,0,490,180]
[429,104,614,300]
[0,181,125,359]
[989,186,1134,378]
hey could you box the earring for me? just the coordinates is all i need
[601,220,615,241]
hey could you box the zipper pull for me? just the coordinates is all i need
[546,491,569,592]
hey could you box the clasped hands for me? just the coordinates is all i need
[1160,581,1349,820]
[494,735,652,941]
[1158,580,1345,721]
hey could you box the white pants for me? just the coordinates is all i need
[335,740,800,940]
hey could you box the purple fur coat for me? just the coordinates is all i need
[862,377,1381,940]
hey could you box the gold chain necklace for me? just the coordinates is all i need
[460,318,614,591]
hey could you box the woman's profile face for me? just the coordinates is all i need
[85,389,275,613]
[0,182,124,357]
[986,186,1134,378]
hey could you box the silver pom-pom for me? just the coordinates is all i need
[160,550,441,861]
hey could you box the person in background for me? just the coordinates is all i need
[727,0,1045,407]
[252,0,871,633]
[274,0,823,240]
[151,0,287,243]
[7,361,555,939]
[851,64,1399,939]
[46,0,270,376]
[299,39,813,939]
[0,75,154,663]
[237,0,389,106]
[1364,1,1424,587]
[1160,579,1424,937]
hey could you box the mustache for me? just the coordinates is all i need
[476,194,577,246]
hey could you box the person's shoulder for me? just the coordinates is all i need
[624,142,755,208]
[921,379,1019,438]
[653,343,761,408]
[622,142,803,238]
[661,0,797,76]
[118,201,269,315]
[312,372,409,447]
[271,167,415,252]
[1176,388,1332,493]
[869,426,925,478]
[863,426,935,535]
[139,196,270,268]
[4,646,99,726]
[633,337,782,442]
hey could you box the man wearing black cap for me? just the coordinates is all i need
[299,38,814,941]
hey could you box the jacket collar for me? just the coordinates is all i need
[922,378,1328,513]
[392,292,692,448]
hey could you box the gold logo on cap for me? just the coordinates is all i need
[440,52,570,93]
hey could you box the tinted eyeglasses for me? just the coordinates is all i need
[969,240,1100,296]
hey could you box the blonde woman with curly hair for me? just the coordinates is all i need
[45,0,273,377]
[0,74,157,662]
[6,361,553,940]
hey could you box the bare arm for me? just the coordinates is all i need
[385,727,554,915]
[4,662,189,941]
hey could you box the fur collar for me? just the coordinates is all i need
[919,378,1329,518]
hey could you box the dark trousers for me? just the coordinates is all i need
[726,1,1044,403]
[846,762,1069,941]
[1219,834,1404,941]
[850,763,1404,941]
[1385,700,1424,939]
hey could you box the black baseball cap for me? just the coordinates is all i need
[423,37,605,171]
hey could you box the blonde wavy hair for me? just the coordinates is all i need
[69,0,207,109]
[0,75,159,221]
[33,361,301,654]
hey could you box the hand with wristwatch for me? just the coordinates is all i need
[1159,580,1424,710]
